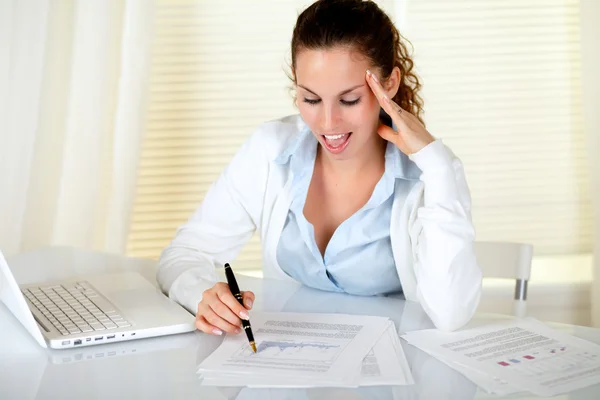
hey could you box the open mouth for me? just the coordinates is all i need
[322,132,352,154]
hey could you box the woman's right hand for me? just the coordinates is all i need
[195,282,255,335]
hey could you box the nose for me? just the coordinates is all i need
[320,104,341,132]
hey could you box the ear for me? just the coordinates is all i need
[384,66,402,99]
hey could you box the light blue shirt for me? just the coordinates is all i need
[274,127,405,296]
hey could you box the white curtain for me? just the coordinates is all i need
[0,0,154,258]
[580,0,600,328]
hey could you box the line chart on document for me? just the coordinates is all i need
[232,339,346,363]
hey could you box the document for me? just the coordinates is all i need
[411,344,521,396]
[202,321,415,388]
[359,321,414,387]
[402,318,600,397]
[197,312,411,387]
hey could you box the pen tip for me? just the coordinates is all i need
[251,342,257,353]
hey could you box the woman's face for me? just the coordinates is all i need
[294,47,383,160]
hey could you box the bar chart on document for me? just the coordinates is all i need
[495,345,599,375]
[234,339,345,363]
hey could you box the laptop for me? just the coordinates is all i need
[47,329,199,365]
[0,250,196,349]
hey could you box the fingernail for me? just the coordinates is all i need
[240,311,249,320]
[235,328,242,334]
[212,329,223,336]
[367,70,379,83]
[245,299,253,309]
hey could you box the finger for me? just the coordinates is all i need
[195,313,224,336]
[196,303,226,335]
[365,69,394,109]
[241,291,255,310]
[203,307,243,334]
[365,70,407,124]
[216,285,251,321]
[383,95,407,119]
[377,123,399,143]
[209,298,243,328]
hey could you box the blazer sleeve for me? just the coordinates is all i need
[156,128,270,314]
[408,139,483,331]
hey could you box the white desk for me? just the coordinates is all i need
[2,247,599,400]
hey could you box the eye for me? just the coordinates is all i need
[341,98,361,106]
[302,98,321,105]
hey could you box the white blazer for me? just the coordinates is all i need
[156,114,482,331]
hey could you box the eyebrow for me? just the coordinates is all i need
[297,84,365,97]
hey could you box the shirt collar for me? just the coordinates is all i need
[273,125,314,166]
[386,117,422,180]
[385,141,422,180]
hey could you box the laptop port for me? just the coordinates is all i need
[61,340,70,345]
[107,335,115,339]
[86,338,92,342]
[74,339,82,346]
[95,336,103,341]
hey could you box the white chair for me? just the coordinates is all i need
[474,241,534,317]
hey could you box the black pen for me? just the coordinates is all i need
[224,263,257,353]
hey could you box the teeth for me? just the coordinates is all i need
[324,134,347,140]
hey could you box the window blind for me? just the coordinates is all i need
[126,0,394,267]
[400,0,591,255]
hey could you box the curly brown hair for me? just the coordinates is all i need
[290,0,425,125]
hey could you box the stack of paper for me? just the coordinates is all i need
[197,311,414,388]
[401,318,600,397]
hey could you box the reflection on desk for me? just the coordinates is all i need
[1,247,599,400]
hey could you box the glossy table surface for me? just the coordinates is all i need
[2,247,599,399]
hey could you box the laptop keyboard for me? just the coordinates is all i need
[22,281,131,336]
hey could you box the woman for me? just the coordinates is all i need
[157,0,482,334]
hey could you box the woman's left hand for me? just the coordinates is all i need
[366,69,435,155]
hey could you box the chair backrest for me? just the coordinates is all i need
[474,241,533,281]
[474,241,533,317]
